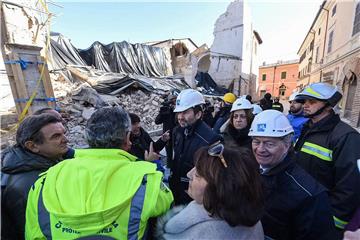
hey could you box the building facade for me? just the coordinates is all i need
[257,60,299,100]
[297,0,360,127]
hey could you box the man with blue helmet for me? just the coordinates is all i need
[294,82,360,237]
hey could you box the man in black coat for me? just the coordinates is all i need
[170,89,221,205]
[249,110,336,240]
[155,94,177,162]
[1,114,73,240]
[260,92,273,110]
[294,83,360,237]
[129,113,169,160]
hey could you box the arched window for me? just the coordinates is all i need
[278,83,287,97]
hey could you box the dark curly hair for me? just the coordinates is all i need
[16,114,62,149]
[229,109,254,129]
[194,146,264,227]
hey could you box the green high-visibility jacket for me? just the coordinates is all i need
[25,149,173,239]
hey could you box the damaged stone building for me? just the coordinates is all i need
[0,0,263,148]
[208,0,262,99]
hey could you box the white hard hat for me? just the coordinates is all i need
[239,95,247,100]
[295,82,342,107]
[174,89,205,113]
[230,98,253,112]
[252,104,263,115]
[289,92,299,102]
[249,110,294,137]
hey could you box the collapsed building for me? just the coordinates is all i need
[0,0,262,149]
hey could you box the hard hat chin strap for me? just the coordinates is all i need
[306,102,330,118]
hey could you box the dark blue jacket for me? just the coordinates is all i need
[170,120,221,205]
[212,105,231,133]
[287,112,308,142]
[261,153,336,240]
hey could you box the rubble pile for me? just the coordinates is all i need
[116,90,164,131]
[51,82,164,149]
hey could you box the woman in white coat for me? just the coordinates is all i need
[155,143,264,240]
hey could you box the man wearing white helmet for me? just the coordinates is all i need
[287,91,308,143]
[171,89,221,205]
[294,82,360,236]
[249,110,336,239]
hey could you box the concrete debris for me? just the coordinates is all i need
[0,64,172,150]
[0,87,167,151]
[99,94,121,105]
[72,83,106,108]
[58,89,164,149]
[65,117,88,149]
[81,107,96,120]
[116,90,164,132]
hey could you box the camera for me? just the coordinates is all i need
[203,102,214,114]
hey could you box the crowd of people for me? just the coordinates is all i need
[1,82,359,240]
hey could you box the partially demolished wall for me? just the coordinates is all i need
[0,1,229,150]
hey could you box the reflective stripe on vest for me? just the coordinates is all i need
[333,216,348,229]
[128,175,147,240]
[37,175,148,239]
[38,179,52,239]
[300,142,333,161]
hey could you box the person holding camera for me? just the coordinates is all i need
[155,93,177,163]
[202,100,215,127]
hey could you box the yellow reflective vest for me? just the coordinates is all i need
[25,149,173,239]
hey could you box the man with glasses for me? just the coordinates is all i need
[249,110,336,240]
[294,83,360,237]
[171,89,221,205]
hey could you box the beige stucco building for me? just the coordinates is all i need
[297,0,360,127]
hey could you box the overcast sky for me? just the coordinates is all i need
[50,0,324,64]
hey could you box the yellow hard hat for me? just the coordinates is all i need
[223,93,236,104]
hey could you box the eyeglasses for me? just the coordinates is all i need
[233,113,247,119]
[208,141,228,168]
